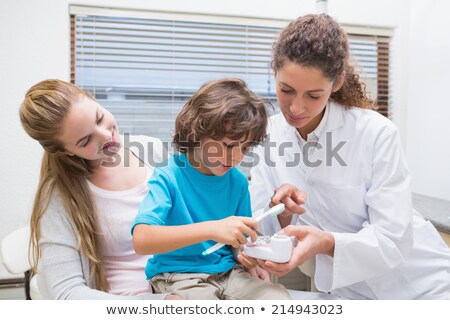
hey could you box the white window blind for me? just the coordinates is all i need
[71,9,391,144]
[71,14,279,143]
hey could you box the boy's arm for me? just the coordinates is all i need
[133,222,213,254]
[132,169,258,255]
[133,216,258,255]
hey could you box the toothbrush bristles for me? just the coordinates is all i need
[271,203,285,216]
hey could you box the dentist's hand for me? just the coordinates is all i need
[270,184,307,217]
[256,225,335,277]
[270,184,307,228]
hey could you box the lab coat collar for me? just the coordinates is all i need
[324,101,345,132]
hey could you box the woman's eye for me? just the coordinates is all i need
[281,88,293,93]
[81,137,91,147]
[309,95,320,100]
[97,114,104,124]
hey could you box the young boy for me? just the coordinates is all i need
[132,78,291,300]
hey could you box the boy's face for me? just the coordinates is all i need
[191,136,253,176]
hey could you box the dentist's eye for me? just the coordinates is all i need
[280,88,293,94]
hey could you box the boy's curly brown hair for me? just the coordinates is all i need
[173,78,271,153]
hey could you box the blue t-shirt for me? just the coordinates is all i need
[132,153,251,279]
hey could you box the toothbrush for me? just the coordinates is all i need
[201,203,286,256]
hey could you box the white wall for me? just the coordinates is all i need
[2,0,445,280]
[405,0,450,200]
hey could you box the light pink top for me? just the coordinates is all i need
[88,164,152,296]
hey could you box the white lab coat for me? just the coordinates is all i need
[250,102,450,299]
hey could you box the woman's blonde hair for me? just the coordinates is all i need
[19,79,109,291]
[273,14,374,109]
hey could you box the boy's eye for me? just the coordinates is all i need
[309,95,320,99]
[223,142,235,149]
[97,113,104,124]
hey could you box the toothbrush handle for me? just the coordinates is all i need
[202,242,225,255]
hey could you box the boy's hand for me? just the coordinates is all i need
[211,216,258,248]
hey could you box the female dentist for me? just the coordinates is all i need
[241,14,450,299]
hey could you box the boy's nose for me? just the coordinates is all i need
[227,147,243,165]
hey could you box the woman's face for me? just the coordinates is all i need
[58,95,120,163]
[275,62,341,138]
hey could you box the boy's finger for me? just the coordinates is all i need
[237,233,249,245]
[242,226,257,242]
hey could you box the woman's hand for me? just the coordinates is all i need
[270,184,307,228]
[247,265,271,282]
[270,183,307,216]
[236,247,258,269]
[256,225,335,277]
[210,216,258,248]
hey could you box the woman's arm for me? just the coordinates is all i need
[39,196,165,300]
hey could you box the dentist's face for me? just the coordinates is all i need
[275,62,341,138]
[58,95,120,163]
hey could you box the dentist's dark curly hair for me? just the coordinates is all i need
[273,14,374,109]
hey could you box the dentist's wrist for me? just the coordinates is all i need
[321,231,335,257]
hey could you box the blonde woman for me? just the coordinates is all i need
[20,79,179,299]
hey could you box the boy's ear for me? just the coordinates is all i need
[332,72,345,92]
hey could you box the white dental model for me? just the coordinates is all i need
[202,204,286,256]
[243,234,293,263]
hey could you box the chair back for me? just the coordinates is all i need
[1,226,43,299]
